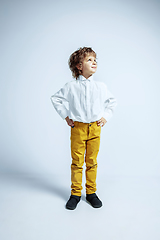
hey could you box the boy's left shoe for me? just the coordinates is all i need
[86,193,102,208]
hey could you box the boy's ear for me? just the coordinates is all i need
[76,63,82,70]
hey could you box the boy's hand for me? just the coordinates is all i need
[65,116,74,127]
[97,117,107,127]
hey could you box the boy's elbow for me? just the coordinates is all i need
[50,96,55,105]
[50,95,55,101]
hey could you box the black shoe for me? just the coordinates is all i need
[86,193,102,208]
[66,195,81,210]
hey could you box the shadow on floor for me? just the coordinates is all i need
[1,169,69,201]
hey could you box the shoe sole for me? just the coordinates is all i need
[66,205,76,210]
[86,200,102,208]
[66,203,78,210]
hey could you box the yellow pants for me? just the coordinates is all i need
[70,121,101,196]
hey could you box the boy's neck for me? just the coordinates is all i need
[82,73,93,79]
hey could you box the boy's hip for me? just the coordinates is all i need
[71,121,101,141]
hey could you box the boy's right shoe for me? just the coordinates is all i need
[66,195,81,210]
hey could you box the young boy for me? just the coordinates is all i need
[51,47,117,210]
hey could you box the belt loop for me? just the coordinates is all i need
[75,121,79,127]
[74,121,77,127]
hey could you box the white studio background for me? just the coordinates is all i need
[1,1,160,240]
[1,0,160,180]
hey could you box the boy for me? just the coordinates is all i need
[51,47,117,210]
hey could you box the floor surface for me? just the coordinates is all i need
[0,172,160,240]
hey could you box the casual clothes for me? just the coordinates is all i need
[51,75,117,123]
[51,74,117,196]
[70,121,101,196]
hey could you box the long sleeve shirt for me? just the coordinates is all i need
[50,75,117,123]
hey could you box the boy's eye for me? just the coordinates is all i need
[87,58,97,62]
[87,58,97,63]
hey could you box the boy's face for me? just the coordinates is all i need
[77,54,97,79]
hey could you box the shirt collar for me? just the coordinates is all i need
[78,75,93,81]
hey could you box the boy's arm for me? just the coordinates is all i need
[50,83,69,120]
[103,84,117,122]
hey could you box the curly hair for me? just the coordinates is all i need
[68,47,96,79]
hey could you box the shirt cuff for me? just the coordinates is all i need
[61,110,69,120]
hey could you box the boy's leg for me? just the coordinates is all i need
[70,122,87,196]
[85,122,101,195]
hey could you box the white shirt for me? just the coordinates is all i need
[51,75,117,123]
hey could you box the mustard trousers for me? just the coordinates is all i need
[70,121,101,196]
